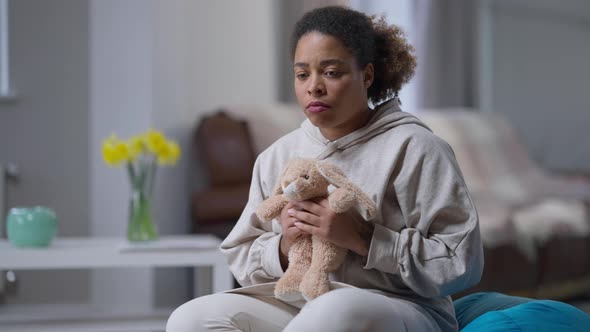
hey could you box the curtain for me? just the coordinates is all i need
[413,0,478,109]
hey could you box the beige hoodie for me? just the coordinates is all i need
[220,98,484,331]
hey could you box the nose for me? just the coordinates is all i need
[307,74,326,96]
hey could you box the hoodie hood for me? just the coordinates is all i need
[301,98,431,160]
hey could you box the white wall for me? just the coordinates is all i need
[483,0,590,171]
[151,0,279,308]
[0,0,90,305]
[0,0,279,314]
[90,0,156,313]
[91,0,279,310]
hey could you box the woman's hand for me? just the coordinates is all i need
[288,198,374,256]
[278,202,305,270]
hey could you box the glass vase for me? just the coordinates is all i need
[127,188,158,242]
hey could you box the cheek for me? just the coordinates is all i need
[328,80,358,102]
[295,84,305,97]
[294,82,307,105]
[341,79,367,102]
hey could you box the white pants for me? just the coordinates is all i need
[166,288,442,332]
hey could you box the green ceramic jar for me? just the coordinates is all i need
[6,207,57,247]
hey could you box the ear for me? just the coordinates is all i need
[363,63,374,89]
[317,161,377,220]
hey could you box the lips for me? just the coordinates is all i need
[306,101,331,113]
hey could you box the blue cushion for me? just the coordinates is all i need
[455,292,533,329]
[455,292,590,332]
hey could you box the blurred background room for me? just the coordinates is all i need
[0,0,589,331]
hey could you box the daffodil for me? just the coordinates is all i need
[101,129,181,242]
[127,135,144,161]
[144,129,166,154]
[157,141,181,165]
[102,135,128,167]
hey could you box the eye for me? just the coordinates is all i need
[325,70,341,78]
[304,175,309,180]
[296,72,309,80]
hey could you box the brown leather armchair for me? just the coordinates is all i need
[191,111,256,239]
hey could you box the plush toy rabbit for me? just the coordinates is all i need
[256,158,376,301]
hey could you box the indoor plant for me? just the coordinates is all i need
[102,129,180,241]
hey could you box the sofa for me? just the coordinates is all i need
[417,110,590,299]
[191,104,590,300]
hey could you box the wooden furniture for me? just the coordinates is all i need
[0,235,233,332]
[191,111,256,239]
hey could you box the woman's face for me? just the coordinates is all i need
[293,32,373,141]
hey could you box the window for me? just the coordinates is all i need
[0,0,15,100]
[349,0,417,112]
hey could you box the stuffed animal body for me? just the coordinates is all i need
[256,158,376,301]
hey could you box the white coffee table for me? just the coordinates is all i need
[0,235,234,332]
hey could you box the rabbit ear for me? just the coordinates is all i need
[315,161,349,188]
[353,190,377,221]
[317,161,377,221]
[271,162,290,196]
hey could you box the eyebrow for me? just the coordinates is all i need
[294,59,347,68]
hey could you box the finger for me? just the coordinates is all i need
[294,221,319,235]
[283,224,302,235]
[288,208,321,226]
[292,200,324,216]
[282,216,300,227]
[288,201,305,211]
[312,197,330,208]
[349,209,364,223]
[287,218,302,228]
[285,227,302,237]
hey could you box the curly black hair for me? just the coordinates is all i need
[292,6,416,104]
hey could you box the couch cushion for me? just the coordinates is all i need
[455,292,590,332]
[454,292,532,329]
[460,300,590,332]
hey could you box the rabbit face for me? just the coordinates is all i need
[280,159,330,201]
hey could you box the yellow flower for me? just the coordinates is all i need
[169,141,181,161]
[102,135,129,166]
[103,130,181,168]
[144,129,166,154]
[115,141,130,161]
[156,140,181,165]
[127,135,144,161]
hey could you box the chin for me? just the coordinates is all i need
[303,111,335,128]
[309,119,340,132]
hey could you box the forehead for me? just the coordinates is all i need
[293,32,354,65]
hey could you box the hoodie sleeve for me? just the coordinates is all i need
[219,156,285,286]
[362,132,484,298]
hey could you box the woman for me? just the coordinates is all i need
[167,6,483,332]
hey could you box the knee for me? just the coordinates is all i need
[166,295,217,332]
[285,288,395,332]
[303,288,373,318]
